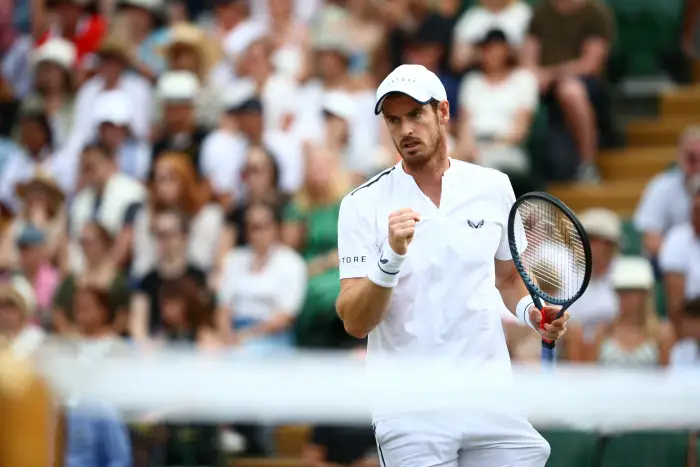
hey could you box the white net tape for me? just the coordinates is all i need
[36,349,700,432]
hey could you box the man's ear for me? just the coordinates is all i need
[438,100,450,125]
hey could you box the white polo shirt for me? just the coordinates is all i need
[338,159,520,368]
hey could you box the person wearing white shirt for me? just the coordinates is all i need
[217,201,306,353]
[566,208,621,361]
[0,110,78,211]
[200,79,303,205]
[0,275,44,359]
[451,0,532,72]
[92,89,152,181]
[659,183,700,324]
[336,64,567,467]
[669,298,700,368]
[68,142,147,273]
[456,29,537,182]
[66,39,153,154]
[634,127,700,259]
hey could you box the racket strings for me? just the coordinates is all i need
[517,199,587,302]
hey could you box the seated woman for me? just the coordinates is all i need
[592,256,674,368]
[456,28,538,194]
[217,201,306,353]
[131,152,224,279]
[669,298,700,367]
[282,145,353,348]
[53,222,130,336]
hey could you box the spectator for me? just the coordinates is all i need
[635,127,700,259]
[93,89,152,181]
[566,208,621,361]
[161,22,223,128]
[34,0,107,68]
[451,0,532,73]
[0,274,43,357]
[217,201,307,352]
[0,109,76,211]
[521,0,614,182]
[131,153,223,278]
[129,207,207,343]
[659,179,700,327]
[53,222,131,336]
[593,256,674,367]
[68,142,146,273]
[26,38,78,148]
[201,79,303,202]
[69,36,153,152]
[456,28,537,194]
[337,0,384,76]
[114,0,169,80]
[72,286,130,358]
[151,71,210,175]
[265,0,311,80]
[0,174,67,268]
[157,276,219,348]
[283,145,351,348]
[14,225,60,328]
[669,298,700,368]
[303,425,378,467]
[235,36,299,135]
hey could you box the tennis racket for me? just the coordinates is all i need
[507,192,593,364]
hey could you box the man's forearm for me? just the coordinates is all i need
[496,272,531,316]
[336,279,394,338]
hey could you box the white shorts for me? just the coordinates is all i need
[372,410,550,467]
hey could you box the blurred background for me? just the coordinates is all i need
[1,0,700,465]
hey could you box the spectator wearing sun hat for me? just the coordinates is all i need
[24,38,78,148]
[0,274,43,357]
[0,173,67,270]
[565,208,623,361]
[151,70,211,178]
[92,89,152,181]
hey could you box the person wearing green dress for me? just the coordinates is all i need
[282,146,356,349]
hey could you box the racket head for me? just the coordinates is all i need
[507,192,593,307]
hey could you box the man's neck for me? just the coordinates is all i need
[158,256,187,277]
[404,148,450,187]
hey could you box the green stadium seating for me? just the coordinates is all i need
[600,431,690,467]
[539,429,601,467]
[655,280,668,318]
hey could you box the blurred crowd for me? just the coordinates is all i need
[1,0,700,465]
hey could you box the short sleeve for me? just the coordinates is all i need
[633,176,670,234]
[585,3,614,42]
[526,5,544,38]
[217,252,238,306]
[659,225,691,274]
[274,250,307,315]
[457,74,475,112]
[495,174,524,261]
[453,10,478,44]
[337,194,378,279]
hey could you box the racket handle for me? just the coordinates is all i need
[541,342,556,363]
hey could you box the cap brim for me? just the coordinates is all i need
[374,91,433,115]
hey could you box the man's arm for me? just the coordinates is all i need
[495,259,532,316]
[551,37,610,78]
[336,278,394,339]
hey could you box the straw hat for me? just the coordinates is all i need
[0,275,36,318]
[15,173,65,204]
[96,34,132,65]
[162,22,221,79]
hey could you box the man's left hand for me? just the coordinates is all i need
[528,305,569,341]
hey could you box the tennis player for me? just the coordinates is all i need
[336,64,569,467]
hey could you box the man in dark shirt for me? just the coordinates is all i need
[130,207,207,340]
[521,0,614,182]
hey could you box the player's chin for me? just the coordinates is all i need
[400,146,429,163]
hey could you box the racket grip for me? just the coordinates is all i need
[541,341,556,362]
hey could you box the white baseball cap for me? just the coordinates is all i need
[32,38,77,70]
[374,64,447,115]
[322,91,356,122]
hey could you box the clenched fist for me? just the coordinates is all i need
[389,208,421,255]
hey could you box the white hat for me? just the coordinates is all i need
[375,64,448,115]
[32,38,77,70]
[611,256,655,291]
[118,0,163,11]
[156,70,200,102]
[222,78,259,110]
[322,91,356,122]
[93,90,133,127]
[579,208,622,244]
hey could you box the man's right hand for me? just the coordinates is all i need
[388,208,421,255]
